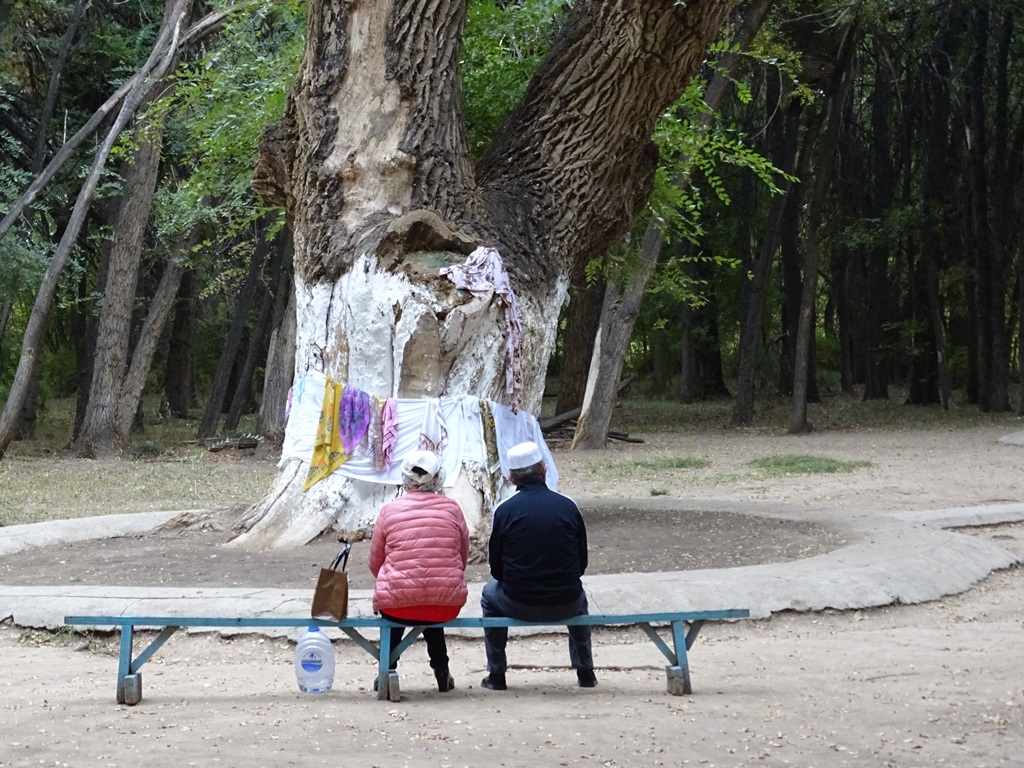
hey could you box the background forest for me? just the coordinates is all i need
[2,0,1023,457]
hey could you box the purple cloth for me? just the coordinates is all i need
[337,385,373,455]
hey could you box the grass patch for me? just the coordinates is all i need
[649,488,669,496]
[589,455,710,477]
[605,387,1024,436]
[748,455,872,477]
[0,451,278,526]
[634,456,710,471]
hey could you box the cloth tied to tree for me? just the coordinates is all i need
[303,381,372,491]
[440,246,524,408]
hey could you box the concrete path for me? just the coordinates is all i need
[1,501,1020,635]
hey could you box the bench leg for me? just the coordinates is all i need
[387,671,401,702]
[665,665,691,695]
[121,673,143,705]
[376,628,393,701]
[116,624,134,704]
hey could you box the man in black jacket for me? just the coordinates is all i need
[480,441,596,690]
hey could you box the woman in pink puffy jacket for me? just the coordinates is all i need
[368,449,469,693]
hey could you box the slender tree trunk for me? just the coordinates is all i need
[789,20,858,433]
[112,260,187,444]
[571,0,772,445]
[573,226,664,449]
[863,48,894,400]
[732,92,801,426]
[197,220,271,440]
[225,229,288,431]
[165,268,199,417]
[908,2,963,406]
[968,6,995,412]
[74,72,177,457]
[555,275,605,414]
[31,0,88,173]
[258,281,296,447]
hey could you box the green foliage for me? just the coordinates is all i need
[461,0,567,157]
[154,0,305,251]
[748,455,872,477]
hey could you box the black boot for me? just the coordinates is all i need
[435,669,456,692]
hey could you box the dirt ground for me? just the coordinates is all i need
[2,424,1024,767]
[0,503,843,590]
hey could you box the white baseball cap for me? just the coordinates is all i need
[507,441,543,470]
[401,450,443,486]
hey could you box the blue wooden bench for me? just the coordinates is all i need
[63,609,750,704]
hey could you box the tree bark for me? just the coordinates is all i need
[259,280,296,447]
[225,228,288,431]
[242,0,739,547]
[554,275,605,414]
[731,90,801,425]
[74,68,179,457]
[164,267,199,418]
[573,226,664,449]
[789,19,859,433]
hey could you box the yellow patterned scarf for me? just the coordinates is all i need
[303,377,350,491]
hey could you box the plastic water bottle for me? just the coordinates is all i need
[294,627,335,693]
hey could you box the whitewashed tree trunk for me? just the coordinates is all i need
[240,0,738,549]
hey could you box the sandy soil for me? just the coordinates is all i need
[2,424,1023,767]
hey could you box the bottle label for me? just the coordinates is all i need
[300,652,323,673]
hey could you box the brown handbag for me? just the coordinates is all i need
[311,543,351,621]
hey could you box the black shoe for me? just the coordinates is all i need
[577,669,597,688]
[480,673,507,691]
[435,670,456,693]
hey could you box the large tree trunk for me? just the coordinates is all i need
[241,0,738,547]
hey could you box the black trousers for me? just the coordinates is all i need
[379,612,449,672]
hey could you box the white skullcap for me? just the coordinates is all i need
[507,441,543,470]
